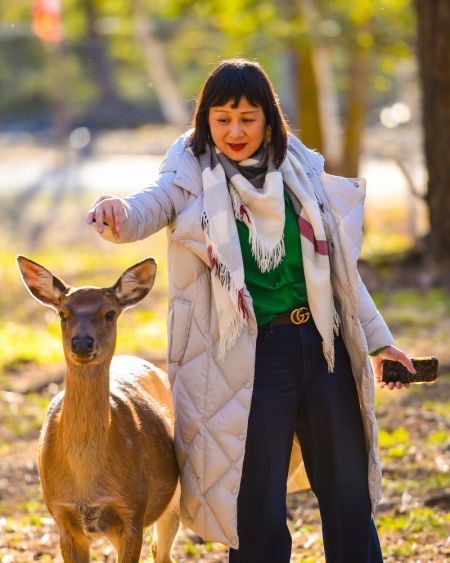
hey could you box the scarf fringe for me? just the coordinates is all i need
[333,308,341,336]
[230,186,285,273]
[202,211,233,291]
[248,227,285,273]
[202,210,248,354]
[218,309,246,361]
[322,307,341,373]
[323,342,335,373]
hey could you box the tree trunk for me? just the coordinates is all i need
[47,41,70,143]
[295,45,323,153]
[84,0,121,108]
[339,43,371,177]
[416,0,450,275]
[291,0,342,169]
[133,0,189,126]
[315,45,342,173]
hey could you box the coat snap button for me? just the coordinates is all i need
[354,182,359,188]
[245,381,252,389]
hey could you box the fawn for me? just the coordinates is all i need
[17,256,179,563]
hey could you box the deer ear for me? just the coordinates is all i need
[17,255,69,310]
[112,257,157,310]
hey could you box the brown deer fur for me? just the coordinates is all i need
[17,256,179,563]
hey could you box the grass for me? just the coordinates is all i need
[0,224,169,378]
[1,392,47,441]
[379,507,450,535]
[1,181,450,562]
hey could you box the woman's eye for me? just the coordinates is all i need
[242,119,255,123]
[105,311,116,321]
[218,119,228,124]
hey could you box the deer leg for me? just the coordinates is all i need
[59,530,90,563]
[116,529,144,563]
[153,493,180,563]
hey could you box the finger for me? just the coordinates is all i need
[388,382,395,390]
[106,209,117,238]
[92,195,111,206]
[403,383,410,389]
[379,381,386,388]
[112,203,123,236]
[394,351,416,374]
[87,209,94,224]
[95,206,105,233]
[397,354,416,373]
[395,381,402,389]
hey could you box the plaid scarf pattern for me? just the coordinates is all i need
[199,142,340,370]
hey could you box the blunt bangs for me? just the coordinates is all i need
[202,66,268,110]
[190,59,289,168]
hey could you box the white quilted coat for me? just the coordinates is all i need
[97,132,393,548]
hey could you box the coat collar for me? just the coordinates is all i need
[160,130,201,196]
[161,130,327,198]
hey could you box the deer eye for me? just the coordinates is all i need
[58,311,67,321]
[105,311,116,321]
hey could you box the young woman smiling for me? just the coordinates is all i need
[88,59,414,563]
[208,98,266,160]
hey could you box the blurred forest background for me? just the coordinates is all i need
[0,0,449,561]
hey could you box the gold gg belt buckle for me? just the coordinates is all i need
[290,307,311,325]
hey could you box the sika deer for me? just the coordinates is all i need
[17,256,179,563]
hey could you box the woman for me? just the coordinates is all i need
[87,59,414,563]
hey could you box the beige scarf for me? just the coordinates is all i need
[199,142,340,371]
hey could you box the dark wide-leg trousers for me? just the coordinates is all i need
[228,319,384,563]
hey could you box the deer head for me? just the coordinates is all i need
[17,256,157,367]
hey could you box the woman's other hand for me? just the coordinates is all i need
[87,196,127,239]
[371,345,416,390]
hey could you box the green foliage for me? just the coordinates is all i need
[0,320,63,367]
[184,540,201,556]
[423,400,450,418]
[1,0,417,137]
[378,426,410,448]
[427,431,450,446]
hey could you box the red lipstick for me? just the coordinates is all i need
[228,143,247,151]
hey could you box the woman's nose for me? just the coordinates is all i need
[229,122,243,138]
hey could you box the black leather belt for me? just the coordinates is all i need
[270,306,311,326]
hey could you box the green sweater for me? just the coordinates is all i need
[236,192,308,326]
[236,192,388,356]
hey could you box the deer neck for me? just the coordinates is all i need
[60,361,111,479]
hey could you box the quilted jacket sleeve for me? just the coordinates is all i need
[318,171,394,354]
[95,132,199,244]
[123,171,190,241]
[357,272,394,353]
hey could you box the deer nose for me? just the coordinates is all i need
[71,337,94,356]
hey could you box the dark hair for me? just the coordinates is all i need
[189,59,289,168]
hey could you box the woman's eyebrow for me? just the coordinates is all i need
[211,108,259,114]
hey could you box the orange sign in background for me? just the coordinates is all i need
[32,0,63,42]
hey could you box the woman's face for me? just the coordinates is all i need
[208,96,266,161]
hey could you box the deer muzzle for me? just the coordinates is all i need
[71,336,95,357]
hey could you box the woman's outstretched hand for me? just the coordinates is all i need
[371,345,416,390]
[86,196,127,239]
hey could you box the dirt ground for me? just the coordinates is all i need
[0,360,449,563]
[0,130,448,561]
